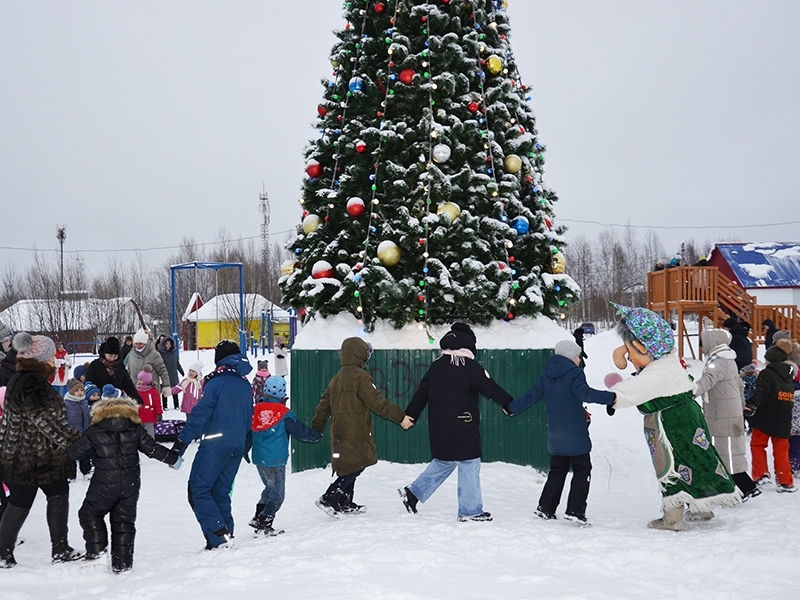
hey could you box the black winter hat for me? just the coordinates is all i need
[723,317,738,329]
[765,338,791,363]
[104,336,121,355]
[440,322,477,354]
[214,339,240,364]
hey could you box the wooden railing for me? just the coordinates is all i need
[753,305,800,345]
[648,267,719,308]
[716,271,754,325]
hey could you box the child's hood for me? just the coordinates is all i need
[252,402,290,431]
[544,354,577,379]
[90,397,142,429]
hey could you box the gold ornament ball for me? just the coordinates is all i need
[552,251,566,274]
[486,55,503,75]
[437,201,461,222]
[280,260,297,276]
[302,214,322,234]
[504,154,522,173]
[377,240,401,267]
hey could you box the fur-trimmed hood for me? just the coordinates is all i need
[91,397,142,427]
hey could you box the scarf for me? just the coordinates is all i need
[101,357,119,378]
[441,348,474,366]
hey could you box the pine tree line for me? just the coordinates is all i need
[564,226,715,329]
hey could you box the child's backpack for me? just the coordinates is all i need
[154,419,186,442]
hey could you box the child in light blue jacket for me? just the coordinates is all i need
[249,376,321,536]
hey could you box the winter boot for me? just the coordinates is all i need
[684,509,714,522]
[398,487,419,514]
[457,511,493,522]
[248,504,266,530]
[534,507,556,520]
[340,488,366,514]
[207,526,234,549]
[111,545,133,573]
[47,494,84,562]
[0,504,30,568]
[315,487,346,519]
[732,472,761,501]
[252,515,284,537]
[647,506,684,531]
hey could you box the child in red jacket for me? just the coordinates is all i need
[136,368,162,438]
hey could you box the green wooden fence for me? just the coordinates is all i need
[289,348,551,473]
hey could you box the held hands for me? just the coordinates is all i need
[400,415,415,430]
[161,386,172,397]
[743,403,757,418]
[170,456,184,470]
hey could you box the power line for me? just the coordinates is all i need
[0,229,295,255]
[561,218,800,230]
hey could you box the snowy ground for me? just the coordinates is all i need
[4,331,799,599]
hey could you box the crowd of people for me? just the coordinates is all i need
[0,310,798,573]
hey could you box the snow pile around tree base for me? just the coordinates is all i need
[292,313,574,350]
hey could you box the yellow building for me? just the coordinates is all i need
[184,293,292,349]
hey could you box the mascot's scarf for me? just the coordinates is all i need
[441,348,474,367]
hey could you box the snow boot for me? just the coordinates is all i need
[647,506,684,531]
[252,515,284,537]
[755,475,772,487]
[248,504,266,530]
[732,472,761,501]
[534,507,556,520]
[315,487,346,519]
[111,545,133,573]
[777,483,797,493]
[564,511,589,526]
[457,512,492,522]
[0,504,30,568]
[207,526,234,549]
[398,487,419,514]
[684,509,714,522]
[47,494,84,563]
[340,488,366,514]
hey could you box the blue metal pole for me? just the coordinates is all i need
[238,265,246,353]
[171,265,179,362]
[261,309,266,356]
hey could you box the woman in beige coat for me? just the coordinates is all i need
[694,328,760,500]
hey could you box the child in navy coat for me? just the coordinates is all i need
[248,376,321,536]
[506,339,615,523]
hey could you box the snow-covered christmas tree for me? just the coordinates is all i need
[280,0,578,333]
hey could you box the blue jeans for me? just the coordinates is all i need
[408,458,483,517]
[256,466,286,518]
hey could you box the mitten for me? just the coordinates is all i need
[172,439,187,454]
[606,404,616,417]
[170,456,184,470]
[743,403,757,418]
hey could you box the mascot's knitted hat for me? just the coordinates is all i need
[612,303,675,360]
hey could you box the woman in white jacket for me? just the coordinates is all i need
[693,328,760,501]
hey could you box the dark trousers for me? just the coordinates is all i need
[324,470,363,499]
[538,453,592,517]
[6,480,70,509]
[78,480,139,571]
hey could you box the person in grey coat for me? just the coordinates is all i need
[126,330,171,408]
[159,337,184,410]
[693,328,759,500]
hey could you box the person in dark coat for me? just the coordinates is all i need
[159,337,184,410]
[399,323,512,522]
[118,335,134,364]
[85,336,142,404]
[762,319,778,350]
[171,340,254,550]
[506,339,615,523]
[313,337,412,518]
[68,390,180,572]
[745,339,796,492]
[0,332,83,568]
[723,318,754,370]
[572,327,588,368]
[0,324,16,387]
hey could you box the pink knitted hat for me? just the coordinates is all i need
[12,332,56,363]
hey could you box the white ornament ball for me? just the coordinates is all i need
[302,214,322,234]
[432,143,452,163]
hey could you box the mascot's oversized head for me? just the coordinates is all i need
[611,303,675,372]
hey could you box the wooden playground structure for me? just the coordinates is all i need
[647,266,800,359]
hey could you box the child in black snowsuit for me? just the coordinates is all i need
[67,392,181,572]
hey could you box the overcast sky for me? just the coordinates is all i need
[2,1,799,278]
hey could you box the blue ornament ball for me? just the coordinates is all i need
[349,77,364,92]
[511,216,530,235]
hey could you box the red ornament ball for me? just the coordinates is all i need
[355,140,367,154]
[374,2,386,14]
[305,160,322,179]
[468,101,479,113]
[311,260,334,280]
[317,104,327,117]
[399,69,415,85]
[346,197,366,217]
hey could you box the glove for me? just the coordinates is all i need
[172,439,187,454]
[606,404,616,417]
[743,403,757,418]
[157,414,163,422]
[170,456,184,470]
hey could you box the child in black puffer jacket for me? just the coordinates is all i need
[67,386,182,573]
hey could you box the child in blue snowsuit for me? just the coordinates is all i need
[506,339,615,523]
[171,340,254,549]
[247,376,321,536]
